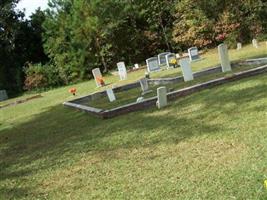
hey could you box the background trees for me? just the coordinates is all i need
[1,0,267,94]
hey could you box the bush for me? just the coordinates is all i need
[24,63,62,91]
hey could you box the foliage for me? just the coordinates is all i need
[24,63,61,91]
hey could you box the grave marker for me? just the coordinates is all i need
[188,47,200,62]
[252,39,259,48]
[139,78,152,95]
[92,68,103,87]
[158,52,171,66]
[134,64,139,69]
[237,43,242,50]
[156,87,167,109]
[106,88,116,102]
[0,90,8,102]
[218,43,232,72]
[146,57,160,72]
[165,53,177,69]
[179,58,194,82]
[117,62,127,80]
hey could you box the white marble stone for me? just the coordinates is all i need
[106,88,116,102]
[0,90,8,102]
[165,53,177,69]
[237,43,242,50]
[136,97,144,103]
[156,87,167,109]
[179,58,194,82]
[218,43,232,72]
[252,39,259,48]
[188,47,200,62]
[134,64,139,69]
[117,62,127,80]
[146,57,160,72]
[158,52,171,66]
[92,68,103,87]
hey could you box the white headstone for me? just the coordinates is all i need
[106,88,116,102]
[117,62,127,80]
[252,39,259,48]
[188,47,200,62]
[165,53,177,69]
[156,87,167,109]
[179,58,194,82]
[218,43,232,72]
[134,64,139,69]
[146,57,160,72]
[237,43,242,50]
[176,53,180,59]
[92,68,103,87]
[136,97,144,103]
[0,90,8,102]
[158,52,171,66]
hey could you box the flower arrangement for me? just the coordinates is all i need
[96,76,105,86]
[170,58,177,65]
[69,88,77,96]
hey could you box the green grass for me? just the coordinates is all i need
[1,44,267,199]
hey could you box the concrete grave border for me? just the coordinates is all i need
[63,58,267,119]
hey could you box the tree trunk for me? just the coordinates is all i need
[95,37,108,73]
[159,16,172,51]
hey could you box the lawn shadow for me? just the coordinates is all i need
[0,73,266,198]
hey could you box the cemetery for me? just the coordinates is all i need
[64,44,267,119]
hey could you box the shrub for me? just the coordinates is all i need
[24,63,62,91]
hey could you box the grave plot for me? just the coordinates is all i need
[64,57,267,119]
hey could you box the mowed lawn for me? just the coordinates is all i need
[1,45,267,199]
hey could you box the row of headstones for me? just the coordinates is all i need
[237,38,262,50]
[146,47,200,73]
[155,43,232,109]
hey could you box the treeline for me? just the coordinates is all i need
[1,0,267,95]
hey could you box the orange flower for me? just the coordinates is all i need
[69,88,77,95]
[96,77,105,86]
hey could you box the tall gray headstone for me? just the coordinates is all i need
[92,68,103,87]
[156,87,167,109]
[237,43,242,50]
[218,43,232,72]
[252,39,259,48]
[106,88,116,102]
[158,52,171,66]
[179,58,194,82]
[146,57,160,72]
[188,47,200,62]
[117,62,127,80]
[0,90,8,102]
[165,53,177,69]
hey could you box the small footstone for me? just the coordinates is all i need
[156,87,167,109]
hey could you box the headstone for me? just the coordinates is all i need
[117,62,127,80]
[176,53,180,59]
[188,47,200,62]
[158,52,171,66]
[134,64,139,69]
[252,39,259,48]
[146,57,160,72]
[237,43,242,50]
[106,88,116,102]
[92,68,103,87]
[0,90,8,102]
[156,87,167,109]
[165,53,177,69]
[218,43,232,72]
[139,78,152,95]
[179,58,194,82]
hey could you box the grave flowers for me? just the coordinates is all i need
[96,77,105,86]
[69,88,77,96]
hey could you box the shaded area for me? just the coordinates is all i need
[0,74,267,199]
